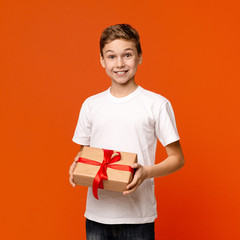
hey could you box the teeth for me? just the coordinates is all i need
[117,71,125,74]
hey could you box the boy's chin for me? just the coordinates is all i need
[111,79,134,86]
[110,76,136,85]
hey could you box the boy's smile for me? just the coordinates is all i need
[100,39,142,87]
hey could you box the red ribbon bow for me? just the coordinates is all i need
[77,149,133,199]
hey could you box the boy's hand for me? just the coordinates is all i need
[69,152,81,187]
[123,163,149,195]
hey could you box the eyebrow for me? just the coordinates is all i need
[105,48,134,54]
[123,48,134,52]
[105,50,114,54]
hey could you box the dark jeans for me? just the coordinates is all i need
[86,218,155,240]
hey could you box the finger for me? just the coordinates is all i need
[126,176,139,190]
[69,162,77,175]
[123,183,139,195]
[69,175,76,187]
[131,163,141,169]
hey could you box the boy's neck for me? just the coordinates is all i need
[110,81,138,98]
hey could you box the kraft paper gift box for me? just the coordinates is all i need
[73,146,137,199]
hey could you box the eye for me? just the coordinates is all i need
[108,55,115,59]
[125,53,132,58]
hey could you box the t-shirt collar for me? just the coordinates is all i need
[107,86,143,103]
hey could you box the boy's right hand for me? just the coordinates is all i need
[69,152,81,187]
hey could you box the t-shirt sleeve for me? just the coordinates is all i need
[72,100,91,145]
[155,101,180,147]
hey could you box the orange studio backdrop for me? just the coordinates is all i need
[0,0,239,239]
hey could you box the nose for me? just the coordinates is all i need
[116,57,125,68]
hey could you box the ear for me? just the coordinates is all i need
[138,54,143,65]
[100,54,105,68]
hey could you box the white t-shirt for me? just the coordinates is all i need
[73,86,180,224]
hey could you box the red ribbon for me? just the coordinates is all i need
[77,149,134,199]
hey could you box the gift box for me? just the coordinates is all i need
[73,146,137,199]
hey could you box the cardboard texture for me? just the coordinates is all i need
[73,146,137,193]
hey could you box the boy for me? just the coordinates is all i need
[69,24,184,240]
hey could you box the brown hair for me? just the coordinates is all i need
[100,24,142,57]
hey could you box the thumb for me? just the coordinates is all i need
[131,163,141,169]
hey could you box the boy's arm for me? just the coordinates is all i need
[69,145,88,187]
[123,140,184,195]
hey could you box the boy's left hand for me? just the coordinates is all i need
[123,163,148,195]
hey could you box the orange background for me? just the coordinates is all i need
[1,0,239,239]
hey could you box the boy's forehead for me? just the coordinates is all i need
[103,39,136,53]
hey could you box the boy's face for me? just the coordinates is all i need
[100,39,142,86]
